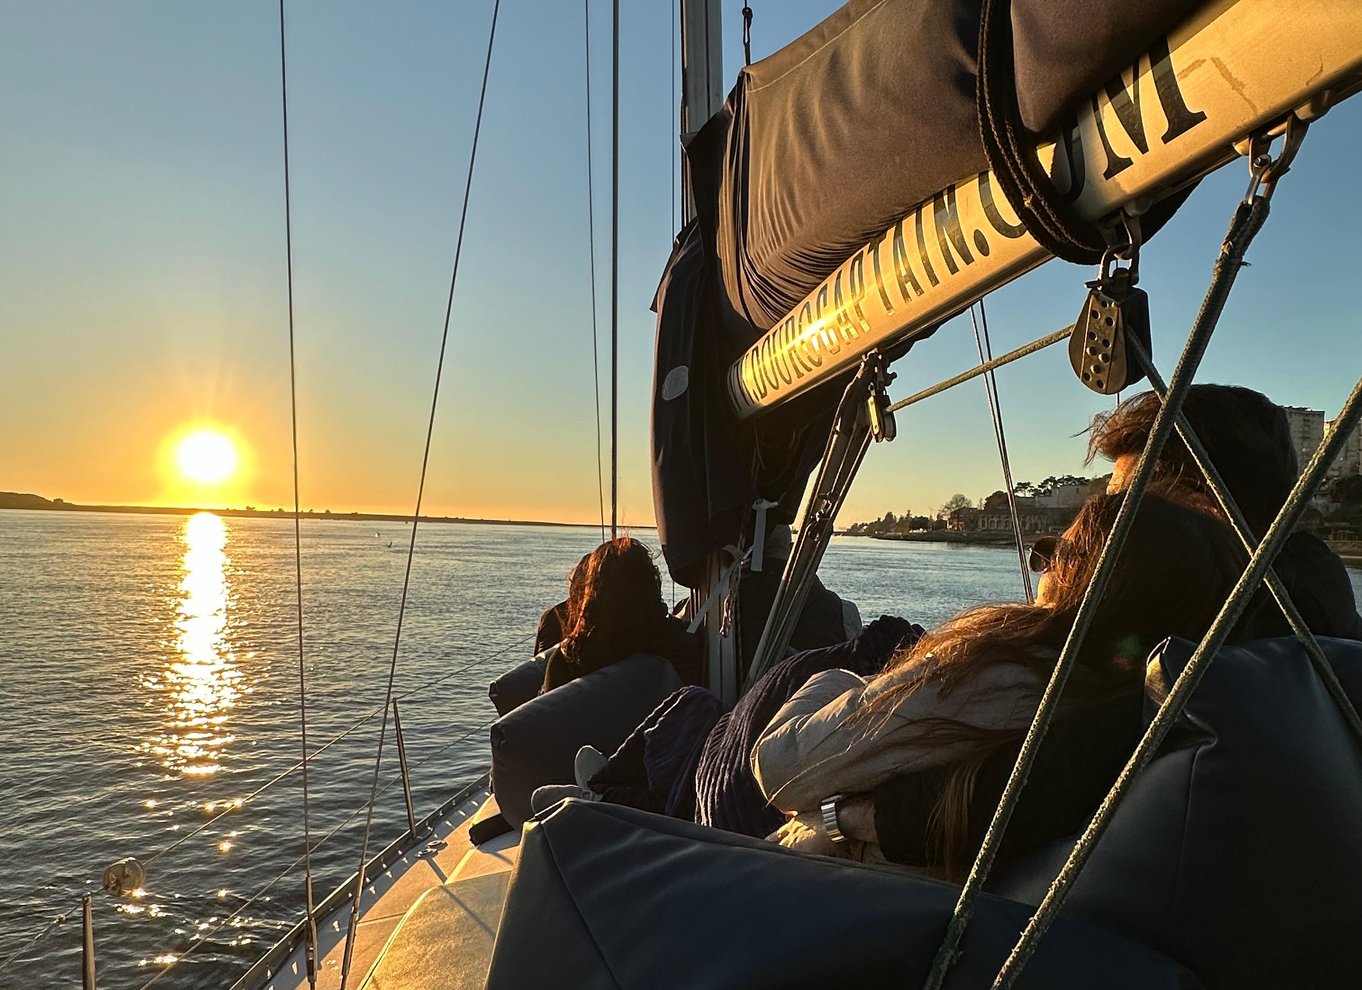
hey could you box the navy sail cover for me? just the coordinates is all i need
[653,0,1197,585]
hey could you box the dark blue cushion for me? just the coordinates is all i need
[486,799,1203,990]
[487,656,547,717]
[989,636,1362,989]
[490,654,683,828]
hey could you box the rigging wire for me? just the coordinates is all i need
[0,910,70,977]
[741,5,753,65]
[275,3,319,985]
[584,0,606,544]
[927,190,1278,990]
[609,0,620,539]
[970,301,1034,602]
[337,2,501,985]
[133,719,498,990]
[1,635,532,938]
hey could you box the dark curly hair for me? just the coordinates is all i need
[1087,384,1296,539]
[561,537,669,673]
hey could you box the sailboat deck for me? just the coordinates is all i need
[257,786,518,990]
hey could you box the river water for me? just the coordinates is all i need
[0,509,1357,988]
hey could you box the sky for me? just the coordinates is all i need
[2,1,1360,528]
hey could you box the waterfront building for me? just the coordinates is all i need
[1283,406,1326,472]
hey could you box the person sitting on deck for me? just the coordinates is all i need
[539,537,702,694]
[751,490,1249,875]
[1090,384,1361,640]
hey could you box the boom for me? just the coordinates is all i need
[727,0,1362,419]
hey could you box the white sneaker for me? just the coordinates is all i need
[574,745,608,789]
[531,783,602,815]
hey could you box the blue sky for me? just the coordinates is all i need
[2,1,1359,526]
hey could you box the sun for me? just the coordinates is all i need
[176,430,239,485]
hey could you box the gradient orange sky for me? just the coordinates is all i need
[5,2,1361,527]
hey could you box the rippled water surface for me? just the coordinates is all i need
[1,509,1357,988]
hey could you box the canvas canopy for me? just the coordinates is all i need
[654,0,1199,585]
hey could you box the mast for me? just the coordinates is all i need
[679,0,723,223]
[678,0,734,702]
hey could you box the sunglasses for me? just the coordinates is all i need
[1027,536,1065,574]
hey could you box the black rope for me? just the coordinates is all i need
[741,6,753,66]
[276,5,319,985]
[338,2,501,986]
[584,0,606,543]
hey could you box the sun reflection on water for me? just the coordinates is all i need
[143,512,242,776]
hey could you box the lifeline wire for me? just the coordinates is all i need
[971,300,1034,602]
[584,0,606,544]
[926,189,1275,990]
[131,635,528,872]
[0,910,69,977]
[132,717,499,989]
[276,4,319,986]
[338,4,501,985]
[133,746,485,990]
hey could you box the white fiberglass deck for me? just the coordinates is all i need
[258,788,519,990]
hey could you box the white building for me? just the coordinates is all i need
[1283,406,1326,472]
[1034,481,1090,509]
[1324,415,1362,478]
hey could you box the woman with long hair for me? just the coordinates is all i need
[541,536,699,693]
[753,490,1252,875]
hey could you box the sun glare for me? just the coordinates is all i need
[176,430,239,485]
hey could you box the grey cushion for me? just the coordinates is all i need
[490,653,683,828]
[989,636,1362,989]
[486,799,1203,989]
[487,656,548,717]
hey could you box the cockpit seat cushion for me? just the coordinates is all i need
[485,798,1203,990]
[488,654,548,717]
[490,653,683,829]
[987,636,1362,989]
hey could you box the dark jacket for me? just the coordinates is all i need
[1237,532,1362,641]
[696,616,922,836]
[540,616,704,694]
[871,692,1142,870]
[533,600,569,655]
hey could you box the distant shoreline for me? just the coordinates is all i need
[0,493,612,529]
